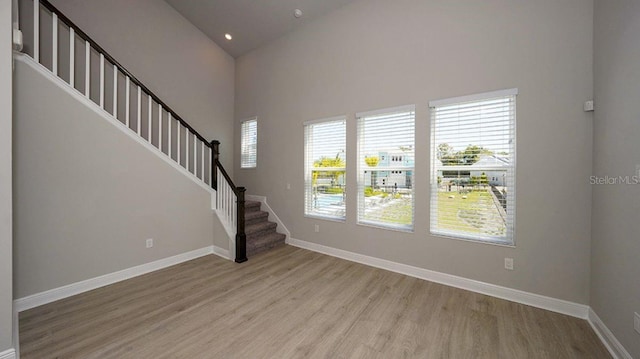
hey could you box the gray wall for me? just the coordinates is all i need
[592,0,640,356]
[0,0,13,351]
[234,0,595,304]
[37,0,236,171]
[13,59,217,298]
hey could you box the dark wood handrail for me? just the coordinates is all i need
[38,0,211,147]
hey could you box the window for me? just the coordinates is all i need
[304,117,346,220]
[357,105,415,231]
[429,89,517,245]
[240,118,257,168]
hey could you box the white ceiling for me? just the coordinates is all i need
[164,0,357,58]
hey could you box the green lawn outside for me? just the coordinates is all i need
[437,190,506,235]
[363,197,413,226]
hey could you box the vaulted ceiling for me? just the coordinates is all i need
[164,0,357,58]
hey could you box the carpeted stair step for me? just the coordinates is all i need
[243,199,287,257]
[247,232,286,257]
[246,221,278,239]
[245,200,262,213]
[245,210,269,226]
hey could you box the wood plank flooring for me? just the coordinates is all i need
[19,245,610,358]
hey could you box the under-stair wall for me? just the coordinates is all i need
[12,57,225,299]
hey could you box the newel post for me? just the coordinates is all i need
[210,140,219,190]
[235,187,248,263]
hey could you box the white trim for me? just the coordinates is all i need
[14,246,215,312]
[303,115,346,126]
[356,104,415,119]
[588,308,633,359]
[0,349,16,359]
[246,195,291,239]
[14,53,213,194]
[287,238,589,319]
[213,245,231,260]
[429,88,518,108]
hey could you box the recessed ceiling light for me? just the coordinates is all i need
[294,9,303,18]
[225,33,233,40]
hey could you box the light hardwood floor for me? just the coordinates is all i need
[19,245,610,358]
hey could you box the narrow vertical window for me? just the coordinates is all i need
[240,118,257,168]
[430,89,517,245]
[304,117,346,220]
[357,106,415,231]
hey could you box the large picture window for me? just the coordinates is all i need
[240,118,257,168]
[304,117,346,220]
[357,106,415,231]
[430,89,517,245]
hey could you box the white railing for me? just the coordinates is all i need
[216,167,237,235]
[28,0,212,187]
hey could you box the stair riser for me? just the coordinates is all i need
[247,229,279,241]
[245,214,269,226]
[247,241,285,257]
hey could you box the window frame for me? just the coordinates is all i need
[303,116,347,221]
[240,118,258,169]
[356,105,416,232]
[429,88,517,246]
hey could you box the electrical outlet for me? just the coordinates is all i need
[146,238,154,248]
[504,258,514,270]
[314,224,319,233]
[634,312,640,335]
[286,183,291,190]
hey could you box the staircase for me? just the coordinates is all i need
[245,201,286,256]
[21,0,287,262]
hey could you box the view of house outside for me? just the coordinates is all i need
[305,118,347,219]
[434,150,509,238]
[430,92,516,243]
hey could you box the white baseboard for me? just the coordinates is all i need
[287,238,590,319]
[0,348,16,359]
[213,245,231,260]
[15,246,215,312]
[588,308,633,359]
[246,195,291,239]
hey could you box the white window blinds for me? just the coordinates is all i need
[240,118,257,168]
[357,106,415,231]
[429,89,517,245]
[304,117,347,220]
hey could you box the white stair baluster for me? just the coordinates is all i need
[158,104,163,152]
[125,77,130,127]
[147,95,152,141]
[84,41,90,98]
[136,86,141,135]
[52,13,57,75]
[99,54,104,108]
[201,143,205,181]
[193,133,197,176]
[168,113,172,158]
[177,124,181,166]
[69,28,74,87]
[112,65,117,118]
[186,129,189,172]
[33,0,39,62]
